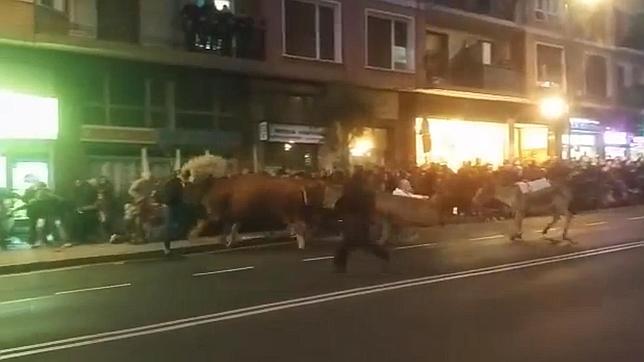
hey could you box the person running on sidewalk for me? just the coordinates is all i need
[334,168,389,273]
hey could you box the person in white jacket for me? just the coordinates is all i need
[392,179,429,200]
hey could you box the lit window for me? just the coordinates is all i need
[536,44,564,89]
[535,0,559,21]
[214,0,232,11]
[366,11,414,71]
[283,0,341,62]
[481,41,492,65]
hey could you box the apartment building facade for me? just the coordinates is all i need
[0,0,642,195]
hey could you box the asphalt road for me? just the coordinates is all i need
[1,206,644,361]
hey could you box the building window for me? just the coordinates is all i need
[366,11,414,71]
[476,0,492,14]
[214,0,232,11]
[536,44,564,89]
[617,64,633,89]
[38,0,67,12]
[535,0,559,22]
[585,55,607,98]
[283,0,341,62]
[481,41,492,65]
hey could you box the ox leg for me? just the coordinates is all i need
[293,221,307,250]
[542,214,561,236]
[376,218,391,246]
[510,211,524,242]
[226,222,241,248]
[562,210,575,243]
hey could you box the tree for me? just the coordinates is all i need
[314,84,373,170]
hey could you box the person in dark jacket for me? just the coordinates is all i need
[163,171,186,254]
[333,168,389,273]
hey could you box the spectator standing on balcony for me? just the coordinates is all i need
[181,1,201,51]
[217,5,234,56]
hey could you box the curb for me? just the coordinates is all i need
[0,237,296,275]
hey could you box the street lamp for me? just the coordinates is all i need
[539,96,568,120]
[539,96,571,159]
[574,0,602,7]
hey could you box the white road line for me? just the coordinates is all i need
[0,296,51,306]
[586,221,608,226]
[534,227,558,233]
[54,283,132,296]
[3,241,642,360]
[192,266,255,277]
[469,234,505,241]
[627,216,644,221]
[394,243,437,250]
[302,256,334,262]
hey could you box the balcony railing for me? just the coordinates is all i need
[180,11,266,60]
[32,3,265,61]
[425,46,524,94]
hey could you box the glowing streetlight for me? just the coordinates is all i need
[539,96,569,120]
[575,0,602,7]
[350,137,375,157]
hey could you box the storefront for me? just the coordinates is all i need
[0,89,59,194]
[348,127,389,167]
[632,136,644,159]
[562,117,635,160]
[603,130,630,159]
[259,122,326,172]
[562,118,602,159]
[514,123,550,162]
[419,118,508,170]
[405,89,550,170]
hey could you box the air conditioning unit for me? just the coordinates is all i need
[535,10,546,21]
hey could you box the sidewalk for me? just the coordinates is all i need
[0,232,295,275]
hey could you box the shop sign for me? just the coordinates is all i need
[569,118,601,133]
[81,125,157,144]
[603,131,629,145]
[258,122,268,141]
[261,123,326,144]
[632,136,644,145]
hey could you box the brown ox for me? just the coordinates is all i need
[314,182,443,244]
[190,174,310,249]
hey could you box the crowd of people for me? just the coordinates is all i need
[1,156,644,251]
[321,157,644,217]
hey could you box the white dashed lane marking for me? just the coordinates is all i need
[394,243,437,250]
[192,267,255,277]
[585,221,608,226]
[54,283,132,296]
[302,256,335,262]
[469,234,505,241]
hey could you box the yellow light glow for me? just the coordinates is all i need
[426,119,507,170]
[520,126,548,150]
[415,117,424,134]
[576,0,601,7]
[539,96,568,120]
[0,90,59,140]
[350,137,375,157]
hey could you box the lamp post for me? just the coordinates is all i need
[539,96,570,159]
